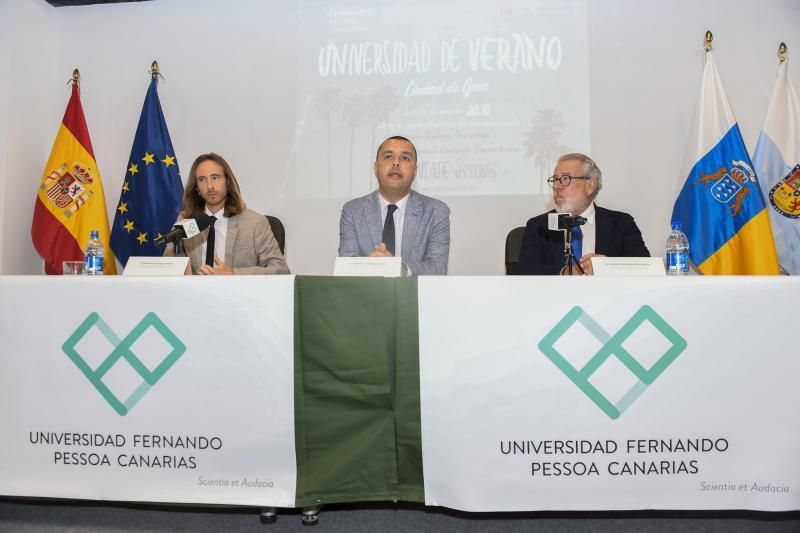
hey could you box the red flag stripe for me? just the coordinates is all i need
[61,82,95,160]
[31,197,83,274]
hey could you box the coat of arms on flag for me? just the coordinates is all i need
[694,160,756,217]
[768,164,800,219]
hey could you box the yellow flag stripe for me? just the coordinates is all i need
[697,210,779,275]
[37,123,117,273]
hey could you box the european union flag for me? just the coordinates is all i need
[110,75,183,267]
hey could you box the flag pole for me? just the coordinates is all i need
[150,60,164,84]
[71,68,80,91]
[778,42,787,64]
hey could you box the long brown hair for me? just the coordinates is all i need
[180,153,246,218]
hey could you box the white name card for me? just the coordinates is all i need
[591,256,666,277]
[333,257,403,277]
[123,256,191,276]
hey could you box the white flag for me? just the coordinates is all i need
[752,58,800,274]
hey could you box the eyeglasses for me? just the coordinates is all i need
[547,174,592,188]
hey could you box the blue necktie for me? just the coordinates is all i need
[570,226,583,264]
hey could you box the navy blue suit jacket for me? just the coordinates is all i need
[518,205,650,275]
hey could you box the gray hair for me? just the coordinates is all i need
[557,153,602,196]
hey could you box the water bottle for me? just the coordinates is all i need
[665,222,689,275]
[84,230,105,275]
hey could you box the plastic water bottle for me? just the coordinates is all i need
[84,230,104,275]
[665,222,689,275]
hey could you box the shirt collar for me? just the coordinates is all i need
[205,206,226,218]
[577,202,596,225]
[378,192,409,213]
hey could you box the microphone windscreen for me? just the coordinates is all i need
[194,213,212,231]
[548,212,571,231]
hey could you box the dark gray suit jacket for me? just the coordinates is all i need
[338,190,450,275]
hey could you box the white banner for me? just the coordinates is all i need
[419,276,800,511]
[0,276,296,507]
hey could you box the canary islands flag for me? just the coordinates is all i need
[110,76,183,267]
[31,77,117,275]
[672,51,779,274]
[752,57,800,275]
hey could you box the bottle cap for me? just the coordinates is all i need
[671,221,682,230]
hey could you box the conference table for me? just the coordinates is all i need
[0,275,797,513]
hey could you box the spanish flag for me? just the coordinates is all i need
[31,74,116,274]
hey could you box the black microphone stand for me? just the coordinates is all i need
[561,228,584,276]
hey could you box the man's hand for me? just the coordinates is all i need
[561,254,606,276]
[577,253,606,275]
[369,243,394,257]
[198,255,234,275]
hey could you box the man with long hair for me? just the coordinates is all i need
[167,153,289,275]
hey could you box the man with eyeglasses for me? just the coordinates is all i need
[518,153,649,275]
[338,136,450,275]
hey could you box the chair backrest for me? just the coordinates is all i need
[505,226,526,275]
[266,215,286,254]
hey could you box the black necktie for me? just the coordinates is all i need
[205,216,217,266]
[382,204,398,255]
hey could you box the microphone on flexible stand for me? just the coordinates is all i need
[155,213,212,247]
[548,213,587,274]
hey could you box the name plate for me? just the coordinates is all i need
[123,256,191,276]
[591,256,666,277]
[333,257,403,277]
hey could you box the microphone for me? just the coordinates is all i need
[548,213,587,231]
[155,213,212,247]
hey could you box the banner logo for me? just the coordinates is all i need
[539,306,686,419]
[62,312,186,416]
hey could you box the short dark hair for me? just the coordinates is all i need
[376,136,417,162]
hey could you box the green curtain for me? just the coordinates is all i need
[293,276,423,506]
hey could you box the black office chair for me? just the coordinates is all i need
[266,215,286,254]
[505,226,526,275]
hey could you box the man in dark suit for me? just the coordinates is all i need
[518,153,649,275]
[338,136,450,275]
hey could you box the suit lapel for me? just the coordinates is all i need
[401,190,422,255]
[366,192,383,246]
[594,205,610,255]
[183,231,204,272]
[225,213,239,265]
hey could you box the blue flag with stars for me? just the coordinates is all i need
[110,76,183,267]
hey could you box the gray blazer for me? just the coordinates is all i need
[338,190,450,275]
[167,209,289,275]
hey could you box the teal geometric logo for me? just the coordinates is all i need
[539,306,686,419]
[62,312,186,416]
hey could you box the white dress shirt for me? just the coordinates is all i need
[378,192,409,259]
[576,203,596,256]
[201,207,228,264]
